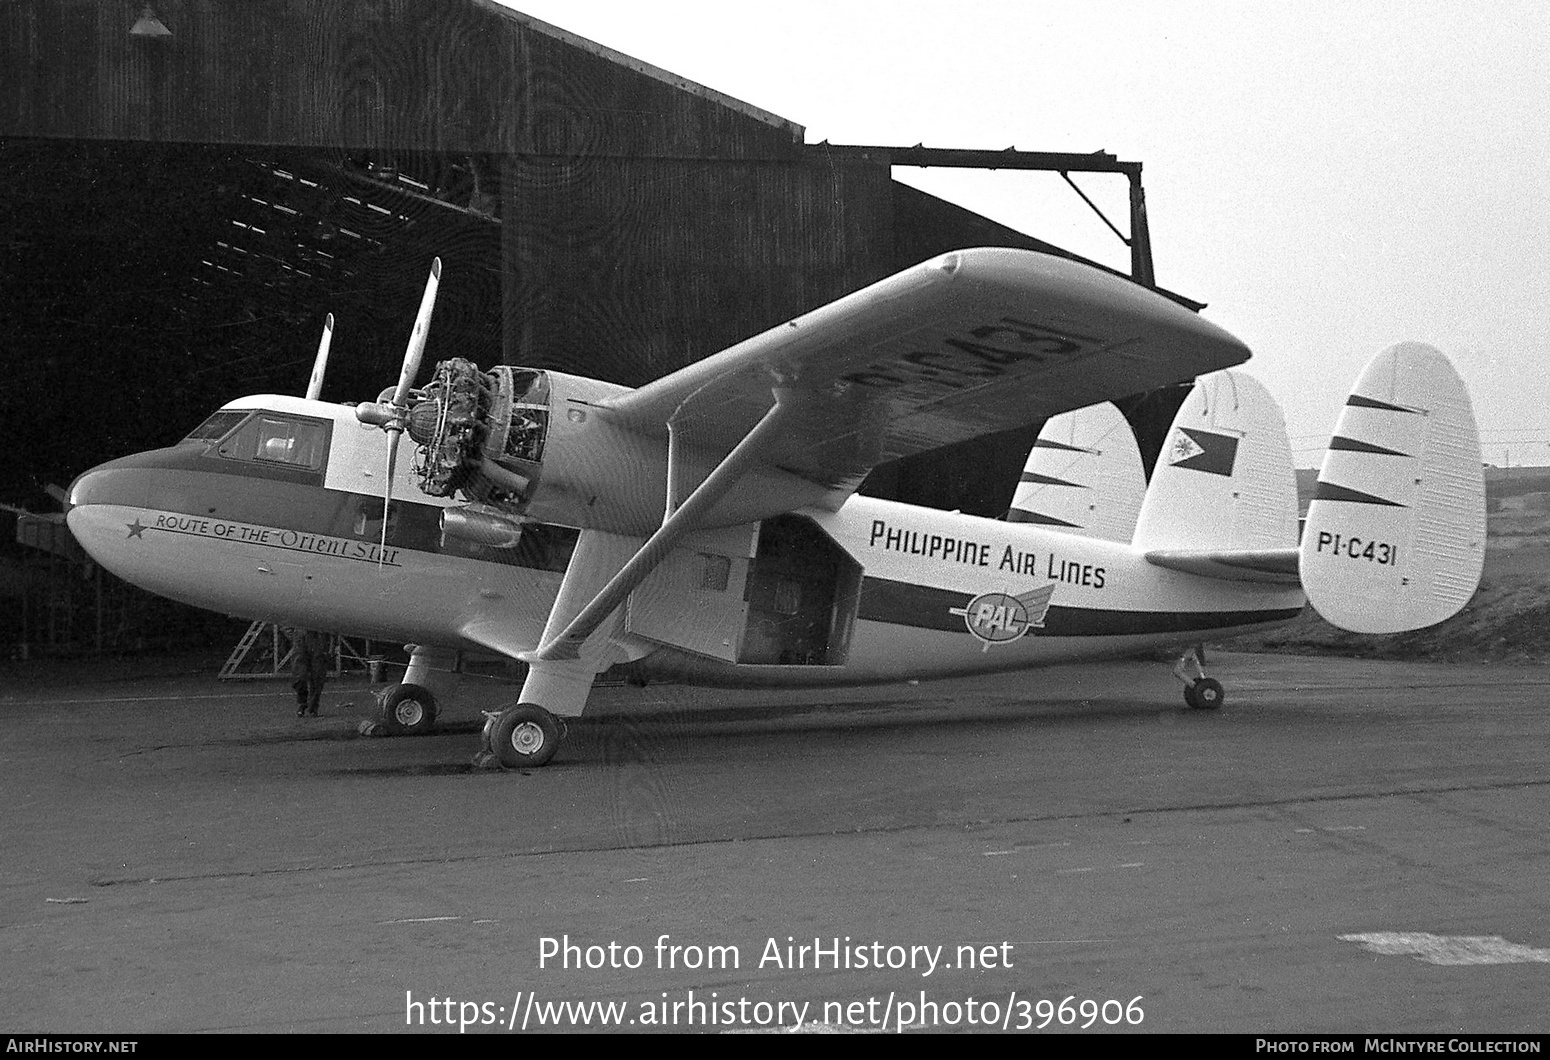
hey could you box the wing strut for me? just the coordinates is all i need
[527,395,796,662]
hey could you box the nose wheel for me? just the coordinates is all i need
[479,704,565,768]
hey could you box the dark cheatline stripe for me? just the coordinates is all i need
[77,447,576,571]
[1312,480,1406,506]
[856,577,1301,637]
[1032,438,1091,453]
[1346,393,1416,413]
[1328,435,1409,457]
[1018,470,1085,488]
[1005,508,1081,527]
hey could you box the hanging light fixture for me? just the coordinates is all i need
[130,5,172,39]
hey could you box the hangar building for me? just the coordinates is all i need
[0,0,1201,654]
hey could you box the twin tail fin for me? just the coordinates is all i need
[1297,342,1484,633]
[1136,343,1484,634]
[1005,402,1144,543]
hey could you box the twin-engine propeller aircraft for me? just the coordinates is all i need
[67,248,1486,768]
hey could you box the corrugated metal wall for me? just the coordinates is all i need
[501,155,894,382]
[0,1,1178,521]
[0,0,802,158]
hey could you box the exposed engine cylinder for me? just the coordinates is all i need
[408,360,550,511]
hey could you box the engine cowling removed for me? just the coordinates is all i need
[407,359,551,511]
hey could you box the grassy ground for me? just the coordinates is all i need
[1220,547,1550,664]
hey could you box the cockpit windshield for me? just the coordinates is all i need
[182,410,250,444]
[215,414,330,470]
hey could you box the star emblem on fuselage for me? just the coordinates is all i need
[125,518,148,539]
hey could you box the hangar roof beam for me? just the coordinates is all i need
[810,144,1154,288]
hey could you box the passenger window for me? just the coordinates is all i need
[700,553,731,592]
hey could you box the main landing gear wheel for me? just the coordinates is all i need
[1186,677,1225,711]
[379,683,439,736]
[488,704,563,768]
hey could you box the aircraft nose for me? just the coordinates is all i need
[67,454,153,511]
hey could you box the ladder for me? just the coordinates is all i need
[220,621,377,679]
[219,621,292,679]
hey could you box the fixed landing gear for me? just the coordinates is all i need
[477,704,566,769]
[377,683,439,735]
[1184,676,1224,710]
[1173,644,1225,711]
[365,644,459,737]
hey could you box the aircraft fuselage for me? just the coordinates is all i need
[67,392,1305,690]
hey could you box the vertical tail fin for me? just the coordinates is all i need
[1132,370,1298,551]
[1299,342,1484,633]
[1005,402,1144,542]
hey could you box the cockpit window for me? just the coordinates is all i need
[182,410,250,443]
[217,414,329,470]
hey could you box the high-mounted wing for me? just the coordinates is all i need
[527,249,1252,669]
[600,247,1251,505]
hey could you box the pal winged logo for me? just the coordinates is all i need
[949,584,1056,651]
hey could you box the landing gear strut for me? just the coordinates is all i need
[478,704,566,768]
[1173,644,1225,711]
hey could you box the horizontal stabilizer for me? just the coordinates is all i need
[1299,342,1484,633]
[1145,548,1301,585]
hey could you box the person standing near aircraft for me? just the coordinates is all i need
[290,629,329,717]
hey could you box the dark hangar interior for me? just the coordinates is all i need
[1,0,1199,654]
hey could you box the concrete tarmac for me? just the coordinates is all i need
[1,652,1548,1034]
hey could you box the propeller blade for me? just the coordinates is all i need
[305,313,334,401]
[380,430,399,571]
[391,258,442,409]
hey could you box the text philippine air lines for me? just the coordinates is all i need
[868,519,1106,587]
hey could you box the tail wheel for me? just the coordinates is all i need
[379,683,438,736]
[490,704,562,768]
[1190,677,1225,711]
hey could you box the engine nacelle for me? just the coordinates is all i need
[405,360,656,532]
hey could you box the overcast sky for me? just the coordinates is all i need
[503,1,1548,466]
